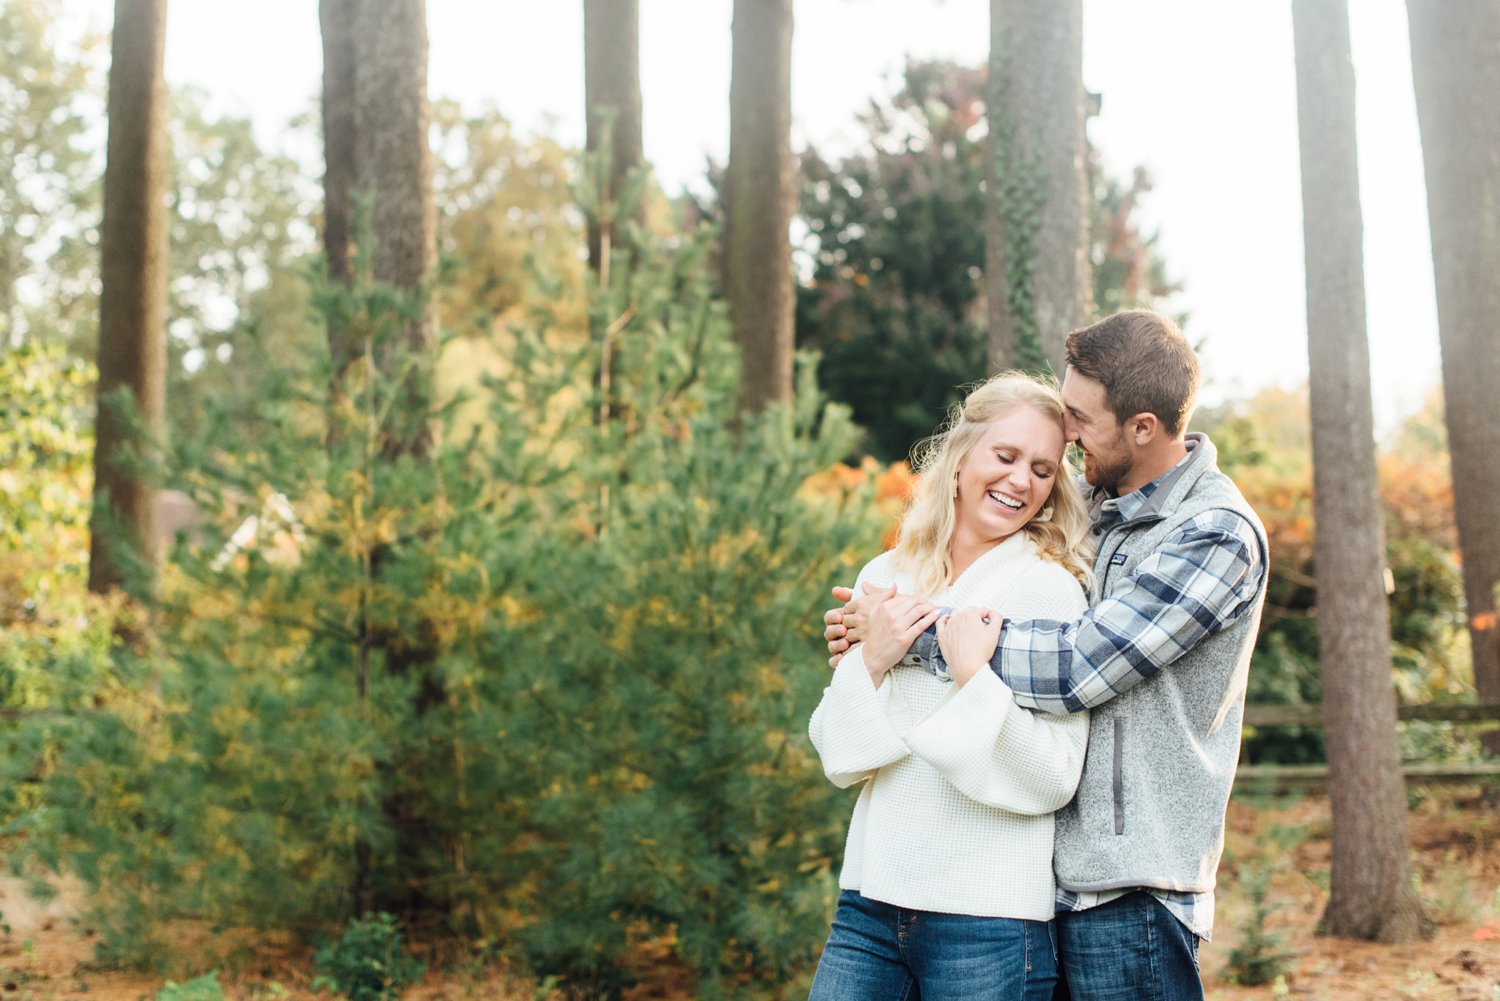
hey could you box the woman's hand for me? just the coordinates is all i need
[861,590,941,687]
[936,607,1003,688]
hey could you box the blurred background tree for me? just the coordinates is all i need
[794,59,1179,463]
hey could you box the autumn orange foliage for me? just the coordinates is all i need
[803,458,918,549]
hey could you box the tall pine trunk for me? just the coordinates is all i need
[320,0,358,377]
[354,0,435,458]
[1293,0,1431,944]
[985,0,1088,375]
[725,0,794,413]
[88,0,169,600]
[583,0,642,274]
[1407,0,1500,728]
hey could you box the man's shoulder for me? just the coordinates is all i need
[1173,465,1266,540]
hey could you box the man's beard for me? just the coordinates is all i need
[1083,439,1133,492]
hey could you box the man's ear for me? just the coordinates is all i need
[1126,412,1161,446]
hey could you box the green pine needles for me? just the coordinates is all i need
[312,913,425,1001]
[6,172,881,996]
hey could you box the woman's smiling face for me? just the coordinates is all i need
[952,404,1065,547]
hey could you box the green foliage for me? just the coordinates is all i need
[1225,859,1296,986]
[156,971,226,1001]
[0,0,105,348]
[431,98,587,341]
[1199,388,1471,763]
[12,168,876,994]
[311,914,425,1001]
[0,340,93,626]
[794,59,1179,462]
[796,61,989,463]
[164,87,319,437]
[1224,815,1303,986]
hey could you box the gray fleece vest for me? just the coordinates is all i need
[1054,436,1269,894]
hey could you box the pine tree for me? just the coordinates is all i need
[1292,0,1431,944]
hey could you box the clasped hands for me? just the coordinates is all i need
[822,583,1003,688]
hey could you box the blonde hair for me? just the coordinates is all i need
[890,371,1094,596]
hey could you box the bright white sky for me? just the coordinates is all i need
[67,0,1440,428]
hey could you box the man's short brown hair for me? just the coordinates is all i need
[1064,310,1199,436]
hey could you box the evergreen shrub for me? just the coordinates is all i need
[11,211,879,995]
[311,913,425,1001]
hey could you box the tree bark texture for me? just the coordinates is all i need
[89,0,169,599]
[320,0,359,374]
[1293,0,1431,945]
[1407,0,1500,719]
[352,0,436,456]
[725,0,795,413]
[985,0,1088,376]
[583,0,642,273]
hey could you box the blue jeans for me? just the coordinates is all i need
[808,890,1059,1001]
[1055,892,1203,1001]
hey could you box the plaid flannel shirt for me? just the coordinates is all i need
[908,471,1266,712]
[991,496,1265,715]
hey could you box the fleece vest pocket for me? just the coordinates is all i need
[1112,718,1125,835]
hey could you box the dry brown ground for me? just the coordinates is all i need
[1,789,1497,1001]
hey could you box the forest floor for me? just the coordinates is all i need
[1,787,1497,1001]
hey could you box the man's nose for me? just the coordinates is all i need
[1062,414,1082,442]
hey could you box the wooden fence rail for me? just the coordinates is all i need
[1236,702,1500,788]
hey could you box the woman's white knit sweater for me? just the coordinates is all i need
[809,534,1090,920]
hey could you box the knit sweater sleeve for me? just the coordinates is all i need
[905,561,1091,814]
[808,554,913,788]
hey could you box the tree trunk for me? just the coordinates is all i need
[320,0,358,374]
[583,0,642,273]
[88,0,169,600]
[985,0,1088,376]
[1407,0,1500,734]
[353,0,436,457]
[348,0,442,919]
[1293,0,1432,944]
[725,0,794,413]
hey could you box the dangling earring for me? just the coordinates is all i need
[1035,505,1054,523]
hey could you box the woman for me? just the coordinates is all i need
[807,372,1093,1001]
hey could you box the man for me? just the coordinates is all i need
[825,310,1268,1000]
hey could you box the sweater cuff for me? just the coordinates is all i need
[906,669,1014,776]
[820,655,912,767]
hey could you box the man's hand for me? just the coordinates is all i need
[936,607,1004,687]
[824,582,900,667]
[823,585,857,667]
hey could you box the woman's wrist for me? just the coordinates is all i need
[949,659,983,687]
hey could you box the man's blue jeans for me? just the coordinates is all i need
[808,890,1059,1001]
[1055,891,1203,1001]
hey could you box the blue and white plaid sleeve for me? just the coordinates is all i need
[995,510,1266,714]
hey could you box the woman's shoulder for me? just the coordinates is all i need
[1012,554,1090,616]
[855,549,902,589]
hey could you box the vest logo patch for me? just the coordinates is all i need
[1110,552,1128,566]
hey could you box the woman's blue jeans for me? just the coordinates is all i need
[807,890,1059,1001]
